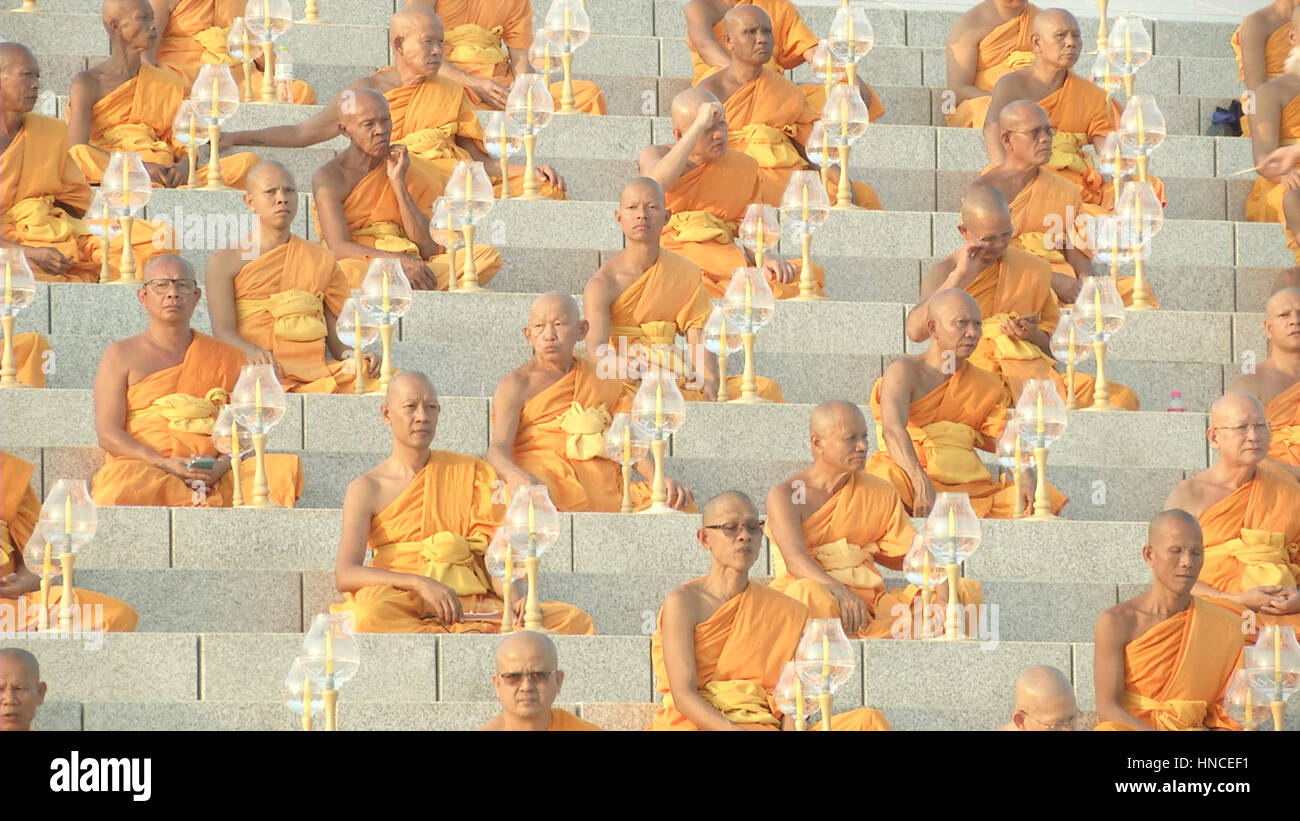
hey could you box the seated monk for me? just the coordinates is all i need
[1229,287,1300,471]
[222,6,566,201]
[685,0,884,118]
[995,664,1082,730]
[697,6,881,210]
[147,0,316,103]
[66,0,259,189]
[2,42,167,285]
[2,451,139,633]
[1162,392,1300,638]
[909,185,1139,409]
[91,255,303,507]
[310,88,501,291]
[582,177,783,402]
[640,89,814,299]
[765,400,982,639]
[985,9,1159,212]
[945,0,1039,129]
[1094,510,1244,731]
[479,631,603,731]
[649,491,891,731]
[1233,0,1297,135]
[400,0,605,115]
[205,161,381,393]
[0,648,45,731]
[867,288,1066,518]
[332,370,594,635]
[487,292,695,513]
[1245,9,1300,264]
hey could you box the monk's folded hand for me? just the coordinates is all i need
[698,374,719,402]
[362,353,381,379]
[1260,145,1300,178]
[396,254,437,290]
[155,455,208,484]
[511,594,527,627]
[763,258,798,285]
[1050,272,1081,304]
[1260,588,1300,615]
[0,569,40,599]
[24,246,72,277]
[911,472,937,517]
[188,458,231,490]
[1235,585,1285,611]
[1017,475,1034,518]
[999,318,1023,340]
[946,245,983,290]
[665,477,695,511]
[472,78,511,110]
[828,580,867,636]
[143,161,180,188]
[412,576,463,625]
[535,164,567,194]
[385,145,411,188]
[1280,169,1300,192]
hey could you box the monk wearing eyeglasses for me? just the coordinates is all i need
[479,631,603,731]
[1162,392,1300,640]
[1228,288,1300,479]
[996,665,1081,730]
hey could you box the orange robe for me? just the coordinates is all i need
[1099,599,1243,731]
[866,360,1068,518]
[90,331,303,507]
[1,451,138,632]
[152,0,317,103]
[1035,71,1116,209]
[435,0,606,115]
[511,357,654,513]
[963,247,1139,410]
[1231,21,1292,136]
[648,581,890,730]
[1245,94,1300,265]
[768,470,984,638]
[232,235,378,394]
[605,248,784,401]
[67,64,260,190]
[331,450,594,634]
[544,707,603,731]
[2,113,165,283]
[1266,380,1300,466]
[6,332,50,388]
[386,76,566,201]
[1195,463,1300,638]
[325,160,502,291]
[945,6,1039,128]
[661,149,824,299]
[721,69,882,210]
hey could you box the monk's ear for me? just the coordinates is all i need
[35,681,46,705]
[1140,542,1154,566]
[578,319,589,338]
[663,207,673,223]
[380,401,392,426]
[554,670,565,691]
[1012,710,1026,730]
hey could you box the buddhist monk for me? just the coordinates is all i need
[147,0,317,103]
[1094,509,1244,731]
[310,87,501,291]
[697,6,882,210]
[765,400,982,639]
[945,0,1038,128]
[1229,287,1300,471]
[909,185,1139,409]
[206,162,380,393]
[639,89,813,299]
[487,292,694,513]
[649,490,891,731]
[0,648,44,731]
[1234,0,1296,135]
[332,371,594,635]
[1162,393,1300,637]
[222,6,565,200]
[582,177,783,402]
[996,664,1081,730]
[685,0,884,119]
[2,450,139,633]
[66,0,259,189]
[397,0,605,115]
[868,288,1065,518]
[1,42,165,286]
[91,254,303,507]
[478,631,603,731]
[983,9,1117,208]
[1245,8,1300,264]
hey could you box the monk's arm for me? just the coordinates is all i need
[311,168,406,262]
[944,22,987,104]
[660,589,743,730]
[1250,83,1288,178]
[879,363,928,490]
[1093,609,1152,730]
[1239,15,1270,92]
[981,80,1015,163]
[765,484,839,586]
[91,343,167,465]
[333,478,421,594]
[486,376,542,490]
[453,135,498,167]
[906,263,957,342]
[65,73,101,151]
[581,276,614,355]
[685,327,719,389]
[506,47,532,79]
[389,174,438,260]
[224,99,340,148]
[685,1,730,70]
[204,250,263,358]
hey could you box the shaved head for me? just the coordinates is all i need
[1145,507,1204,597]
[390,4,443,38]
[998,99,1050,131]
[620,177,665,209]
[524,292,585,362]
[810,400,865,437]
[0,42,39,114]
[1209,391,1267,426]
[998,100,1053,166]
[723,3,771,34]
[245,160,294,190]
[961,184,1011,225]
[1011,665,1078,730]
[491,630,564,725]
[341,86,389,121]
[671,87,721,131]
[142,253,195,281]
[0,42,35,69]
[809,400,870,472]
[1208,391,1270,467]
[338,87,393,155]
[102,0,147,23]
[0,648,38,682]
[1033,7,1079,37]
[929,288,982,321]
[495,630,559,673]
[0,647,44,731]
[1264,286,1300,355]
[529,292,580,324]
[1030,8,1081,68]
[720,4,775,65]
[701,490,756,524]
[1147,508,1200,548]
[386,370,436,404]
[1265,285,1300,315]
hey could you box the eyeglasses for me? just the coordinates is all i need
[703,520,766,537]
[143,277,198,294]
[1212,423,1270,436]
[1021,710,1083,731]
[498,671,554,686]
[1005,126,1057,141]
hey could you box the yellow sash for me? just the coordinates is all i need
[1047,130,1090,175]
[2,195,87,244]
[776,537,885,590]
[690,680,781,726]
[667,210,735,245]
[551,401,612,461]
[729,123,802,169]
[1271,423,1300,450]
[981,312,1055,362]
[396,123,464,162]
[126,387,229,434]
[1205,528,1298,589]
[445,23,508,65]
[1012,232,1066,265]
[370,531,492,596]
[235,289,328,343]
[878,420,990,485]
[194,26,238,65]
[1121,690,1207,732]
[97,123,173,158]
[352,221,421,256]
[1004,50,1035,71]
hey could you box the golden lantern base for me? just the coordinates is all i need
[322,687,338,731]
[298,0,325,23]
[1129,254,1155,311]
[451,223,486,292]
[112,213,139,284]
[0,314,19,388]
[715,349,730,402]
[789,231,825,302]
[204,124,234,190]
[1271,699,1285,732]
[1031,444,1057,520]
[378,321,395,389]
[523,555,544,631]
[1012,465,1024,520]
[58,551,74,633]
[640,436,681,513]
[728,331,771,403]
[832,143,858,210]
[620,461,635,513]
[559,52,578,114]
[245,430,284,509]
[1080,339,1115,411]
[259,41,276,103]
[519,134,541,199]
[229,448,244,508]
[10,1,41,11]
[819,691,833,731]
[943,562,964,640]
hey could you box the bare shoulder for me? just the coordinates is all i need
[1226,370,1267,397]
[947,0,991,43]
[584,262,618,298]
[1095,598,1137,642]
[492,366,530,405]
[637,144,670,173]
[1162,476,1206,516]
[662,582,708,627]
[68,68,101,99]
[476,713,504,731]
[311,158,345,194]
[882,355,918,383]
[991,68,1029,96]
[204,248,245,283]
[697,72,725,97]
[684,0,724,26]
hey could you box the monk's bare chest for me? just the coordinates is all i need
[90,69,134,101]
[124,346,188,386]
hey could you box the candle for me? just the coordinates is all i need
[382,271,390,315]
[1124,25,1131,67]
[325,627,334,677]
[757,215,765,254]
[655,381,663,429]
[1276,630,1284,686]
[921,547,931,593]
[1136,104,1145,148]
[839,95,849,138]
[122,154,131,210]
[302,674,311,718]
[1068,322,1075,356]
[1036,393,1044,435]
[463,166,472,205]
[188,109,197,154]
[1014,431,1022,473]
[564,5,571,40]
[948,507,957,563]
[1245,685,1253,730]
[801,182,809,223]
[263,0,270,28]
[504,547,513,592]
[622,422,631,467]
[210,76,220,120]
[254,378,263,417]
[526,86,534,127]
[527,498,536,536]
[820,634,830,679]
[1094,288,1103,334]
[4,261,11,305]
[42,539,51,578]
[794,673,804,723]
[744,277,753,321]
[64,493,72,536]
[498,120,506,158]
